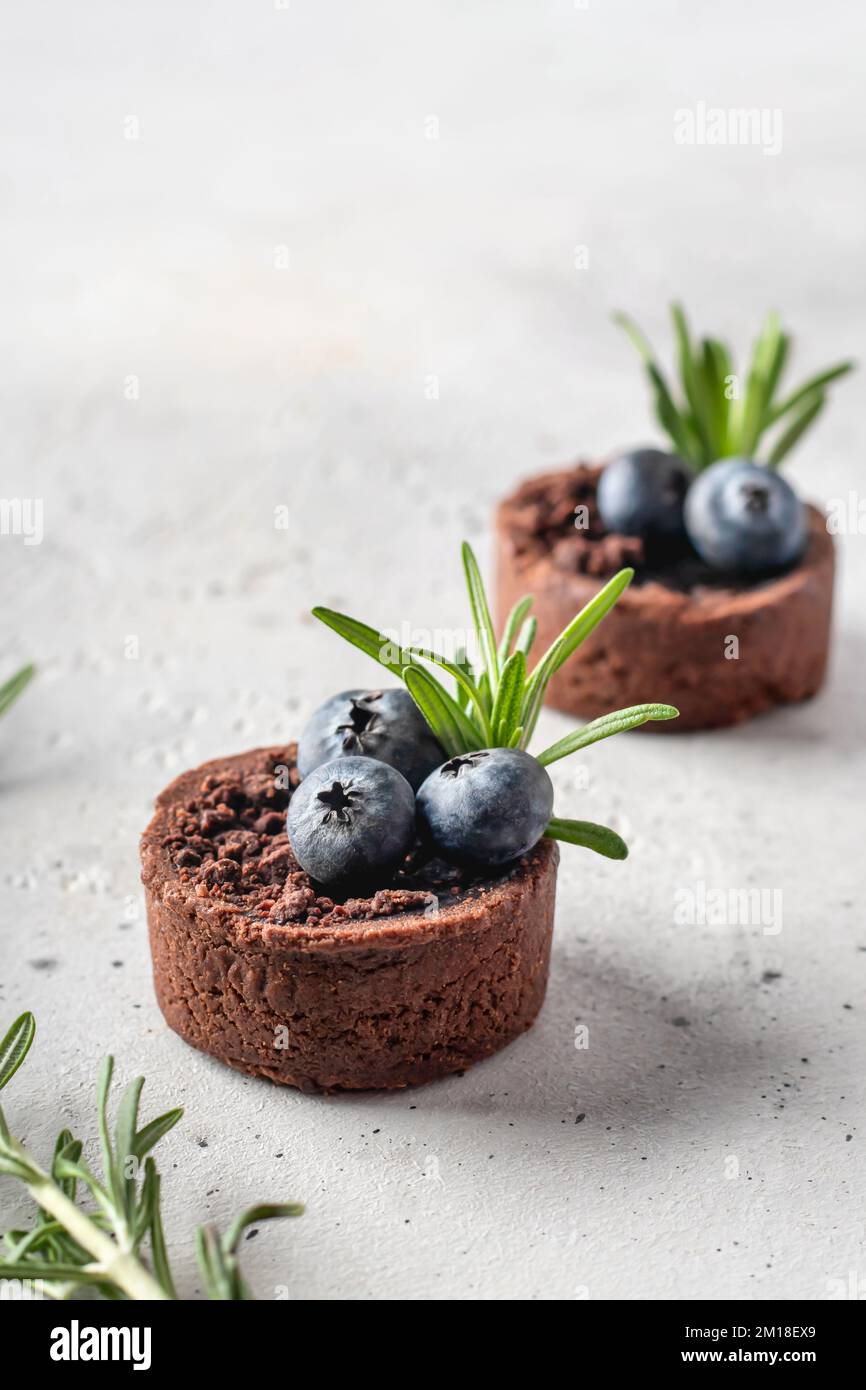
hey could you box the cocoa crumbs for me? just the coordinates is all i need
[157,745,498,931]
[498,461,770,592]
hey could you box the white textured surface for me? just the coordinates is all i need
[1,0,864,1301]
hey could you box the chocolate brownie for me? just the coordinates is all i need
[141,746,559,1092]
[496,464,834,731]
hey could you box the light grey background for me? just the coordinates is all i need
[1,0,864,1300]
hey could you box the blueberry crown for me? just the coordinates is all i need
[312,546,678,860]
[615,303,854,471]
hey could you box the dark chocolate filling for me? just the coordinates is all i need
[159,748,515,930]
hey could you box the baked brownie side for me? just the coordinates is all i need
[142,747,559,1092]
[496,466,834,730]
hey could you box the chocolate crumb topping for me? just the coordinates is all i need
[157,747,513,930]
[499,461,768,593]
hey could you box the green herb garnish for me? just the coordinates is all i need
[0,1012,303,1300]
[313,544,678,859]
[0,663,35,719]
[615,303,854,470]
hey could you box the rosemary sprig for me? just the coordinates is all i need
[313,543,678,859]
[615,303,854,470]
[0,1012,303,1301]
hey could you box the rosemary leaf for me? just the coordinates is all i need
[613,312,695,460]
[312,608,480,743]
[490,650,526,745]
[132,1107,184,1160]
[544,817,629,860]
[311,607,417,680]
[404,646,493,742]
[497,595,533,665]
[536,703,679,765]
[0,1012,36,1091]
[705,337,736,457]
[0,1259,108,1284]
[403,666,472,756]
[521,568,633,743]
[765,362,853,427]
[700,338,727,458]
[0,664,35,719]
[222,1204,304,1256]
[767,391,826,468]
[461,542,500,692]
[514,615,537,659]
[671,304,712,464]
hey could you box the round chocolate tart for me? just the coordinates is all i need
[496,465,834,731]
[141,746,559,1093]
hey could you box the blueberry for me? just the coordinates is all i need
[597,449,695,539]
[416,748,554,868]
[684,458,807,574]
[297,687,444,791]
[286,756,416,887]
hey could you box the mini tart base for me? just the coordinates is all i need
[141,747,559,1093]
[496,466,834,731]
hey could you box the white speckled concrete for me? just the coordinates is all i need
[1,0,864,1301]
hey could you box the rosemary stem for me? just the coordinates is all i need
[24,1167,169,1301]
[33,1278,75,1300]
